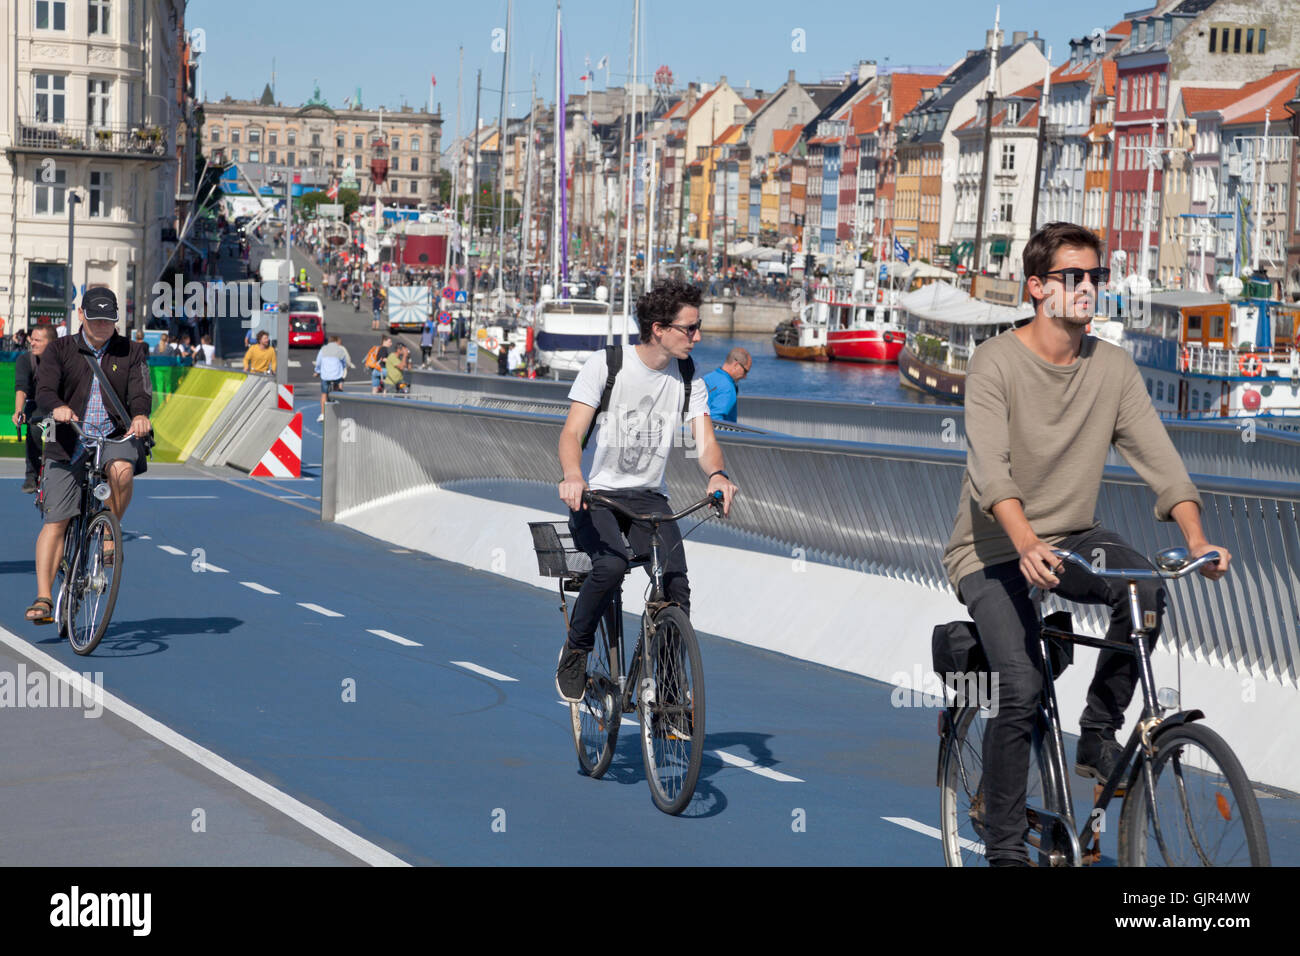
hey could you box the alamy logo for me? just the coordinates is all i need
[49,886,151,936]
[0,665,102,717]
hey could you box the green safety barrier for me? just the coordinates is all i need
[0,355,244,462]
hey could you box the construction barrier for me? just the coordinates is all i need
[149,365,248,462]
[250,412,302,477]
[276,382,294,410]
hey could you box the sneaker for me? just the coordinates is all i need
[555,642,589,703]
[1075,728,1125,782]
[316,414,325,422]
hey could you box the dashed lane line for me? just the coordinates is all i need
[157,545,186,556]
[451,661,517,682]
[883,816,984,855]
[712,749,804,783]
[241,581,280,595]
[298,602,343,618]
[554,699,637,728]
[367,629,422,647]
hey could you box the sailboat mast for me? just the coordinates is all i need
[621,0,640,345]
[551,1,563,291]
[495,0,512,305]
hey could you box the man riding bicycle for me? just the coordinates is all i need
[555,280,738,702]
[26,287,152,623]
[940,222,1230,866]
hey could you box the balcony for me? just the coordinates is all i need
[13,119,170,158]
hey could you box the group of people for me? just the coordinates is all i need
[146,331,215,364]
[552,222,1231,867]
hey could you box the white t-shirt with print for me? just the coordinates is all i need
[569,346,710,493]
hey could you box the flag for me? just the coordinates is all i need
[431,73,436,87]
[595,55,608,71]
[327,180,339,200]
[893,238,910,263]
[579,74,589,82]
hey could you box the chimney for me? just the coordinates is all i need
[986,29,1002,49]
[857,60,876,83]
[788,69,796,85]
[719,75,727,87]
[1013,30,1027,45]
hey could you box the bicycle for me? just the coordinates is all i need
[41,419,140,655]
[529,490,723,815]
[936,547,1270,866]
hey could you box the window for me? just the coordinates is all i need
[1246,29,1255,53]
[249,128,261,143]
[336,133,343,147]
[34,74,66,123]
[88,170,112,217]
[231,148,239,161]
[210,129,220,143]
[1119,77,1128,113]
[999,191,1013,224]
[309,151,319,166]
[411,137,420,152]
[36,0,66,30]
[287,130,296,145]
[128,0,136,41]
[1233,28,1241,54]
[1156,380,1165,401]
[1157,74,1167,110]
[391,137,400,151]
[354,154,361,169]
[268,149,277,164]
[87,78,110,126]
[1259,29,1266,53]
[1209,29,1217,54]
[1163,18,1171,46]
[34,167,67,214]
[354,134,362,148]
[1001,143,1015,171]
[268,131,277,145]
[411,180,418,194]
[335,154,342,167]
[88,0,111,36]
[285,151,294,166]
[1146,378,1153,395]
[230,128,240,143]
[311,132,321,147]
[409,156,418,172]
[248,150,259,163]
[390,156,399,172]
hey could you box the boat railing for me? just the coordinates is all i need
[1184,343,1300,377]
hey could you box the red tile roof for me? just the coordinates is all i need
[1100,61,1117,97]
[1085,122,1111,140]
[686,87,718,120]
[889,73,946,122]
[662,100,687,119]
[743,97,766,113]
[851,100,882,135]
[1221,70,1300,127]
[771,125,803,154]
[713,123,742,146]
[1019,103,1040,128]
[1108,19,1132,38]
[1180,86,1243,117]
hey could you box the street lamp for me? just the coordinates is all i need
[66,189,82,334]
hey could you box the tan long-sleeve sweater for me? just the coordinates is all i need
[942,329,1202,591]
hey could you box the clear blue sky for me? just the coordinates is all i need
[190,0,1136,140]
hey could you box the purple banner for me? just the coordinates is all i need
[559,31,569,285]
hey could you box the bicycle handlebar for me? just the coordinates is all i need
[583,490,724,523]
[42,418,146,445]
[1049,547,1222,582]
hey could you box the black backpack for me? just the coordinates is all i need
[581,345,695,450]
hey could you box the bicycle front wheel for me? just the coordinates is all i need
[571,605,620,779]
[637,606,705,816]
[938,705,1060,866]
[64,510,123,656]
[1118,722,1269,867]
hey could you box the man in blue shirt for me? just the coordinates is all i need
[701,347,752,423]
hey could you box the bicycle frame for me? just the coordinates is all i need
[1026,550,1217,867]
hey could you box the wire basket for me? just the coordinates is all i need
[528,521,592,578]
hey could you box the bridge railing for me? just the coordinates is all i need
[403,369,1300,483]
[323,394,1300,688]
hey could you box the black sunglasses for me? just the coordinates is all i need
[1040,267,1110,286]
[662,322,702,336]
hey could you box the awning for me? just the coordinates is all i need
[989,238,1010,256]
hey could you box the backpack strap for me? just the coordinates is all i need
[677,356,695,424]
[581,345,622,450]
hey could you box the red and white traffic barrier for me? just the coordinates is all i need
[250,412,302,478]
[276,383,295,410]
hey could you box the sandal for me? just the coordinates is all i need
[102,540,115,567]
[25,596,53,624]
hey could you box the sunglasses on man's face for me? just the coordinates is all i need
[1040,267,1110,287]
[662,322,702,337]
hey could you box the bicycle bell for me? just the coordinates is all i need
[1154,547,1188,572]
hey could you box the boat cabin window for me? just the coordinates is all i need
[1210,314,1225,340]
[1146,377,1153,395]
[1156,380,1165,401]
[1185,312,1202,340]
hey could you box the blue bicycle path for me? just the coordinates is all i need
[1,476,1296,865]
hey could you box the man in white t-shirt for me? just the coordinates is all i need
[555,280,738,702]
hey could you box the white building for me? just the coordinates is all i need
[1,0,191,333]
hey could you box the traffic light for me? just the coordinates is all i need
[803,253,814,273]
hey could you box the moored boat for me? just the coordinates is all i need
[772,307,829,361]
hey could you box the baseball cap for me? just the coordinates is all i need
[81,287,118,320]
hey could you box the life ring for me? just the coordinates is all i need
[1238,352,1262,377]
[486,336,498,352]
[1179,345,1190,373]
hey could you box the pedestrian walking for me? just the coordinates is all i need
[13,324,54,493]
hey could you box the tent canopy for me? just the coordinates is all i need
[897,280,1032,327]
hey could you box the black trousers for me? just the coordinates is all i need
[23,422,41,482]
[566,490,690,651]
[956,526,1165,864]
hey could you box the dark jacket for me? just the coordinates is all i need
[14,350,45,417]
[35,331,152,461]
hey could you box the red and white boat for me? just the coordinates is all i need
[813,283,906,364]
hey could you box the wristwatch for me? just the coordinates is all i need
[708,469,730,481]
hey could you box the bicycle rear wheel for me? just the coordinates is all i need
[1118,722,1269,867]
[637,606,704,815]
[571,604,620,778]
[938,705,1060,866]
[64,510,122,656]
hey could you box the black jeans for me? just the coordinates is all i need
[956,526,1165,864]
[566,490,690,651]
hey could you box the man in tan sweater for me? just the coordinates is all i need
[941,221,1230,866]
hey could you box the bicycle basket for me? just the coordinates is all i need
[528,521,592,578]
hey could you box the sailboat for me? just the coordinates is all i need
[532,0,637,379]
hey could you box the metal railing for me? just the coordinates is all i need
[401,370,1300,483]
[323,394,1300,688]
[15,119,169,156]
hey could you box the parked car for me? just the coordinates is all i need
[287,295,326,348]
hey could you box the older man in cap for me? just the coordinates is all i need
[25,287,152,624]
[701,347,752,424]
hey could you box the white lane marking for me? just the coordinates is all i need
[451,661,517,682]
[278,495,307,500]
[712,749,804,783]
[883,816,984,855]
[289,360,302,367]
[148,495,220,499]
[0,627,408,867]
[367,629,422,647]
[241,581,279,595]
[196,562,228,574]
[138,535,152,540]
[298,602,343,618]
[157,545,186,555]
[389,549,413,554]
[304,463,322,467]
[555,699,637,727]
